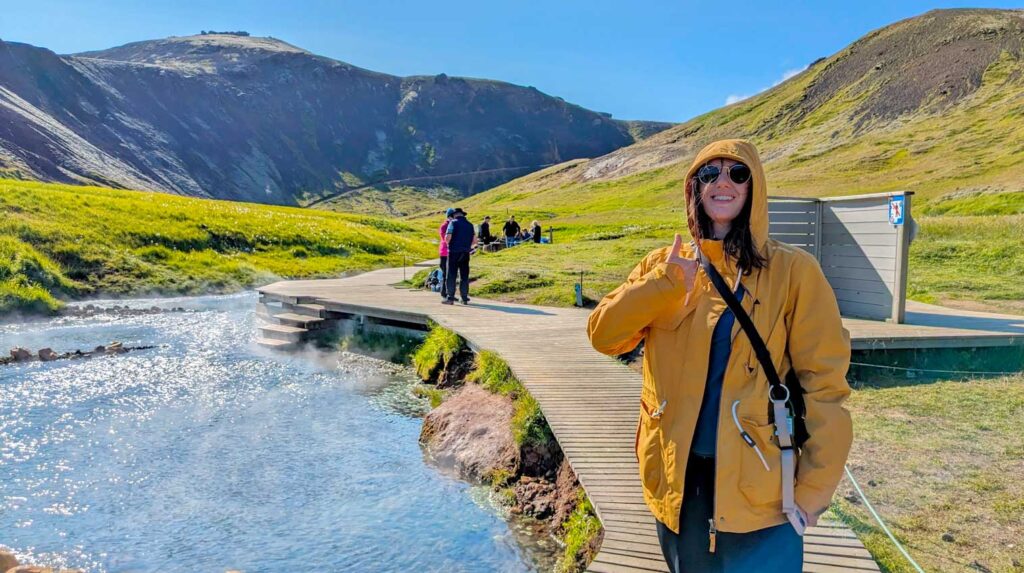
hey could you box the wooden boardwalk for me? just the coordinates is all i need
[256,262,1020,572]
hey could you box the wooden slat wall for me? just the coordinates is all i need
[768,199,818,255]
[821,197,897,321]
[769,195,907,322]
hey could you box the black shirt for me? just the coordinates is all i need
[503,220,520,237]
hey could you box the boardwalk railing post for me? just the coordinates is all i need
[575,269,584,307]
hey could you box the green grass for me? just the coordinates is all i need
[908,215,1024,306]
[402,179,1022,311]
[396,268,432,289]
[557,488,603,573]
[412,335,555,449]
[0,179,433,315]
[411,324,464,381]
[835,375,1024,573]
[466,350,519,395]
[466,350,554,448]
[511,392,554,448]
[412,385,447,408]
[918,191,1024,216]
[313,183,460,218]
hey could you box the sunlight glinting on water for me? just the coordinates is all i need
[0,292,548,572]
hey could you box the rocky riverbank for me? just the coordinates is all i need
[0,550,81,573]
[2,342,156,366]
[412,326,603,573]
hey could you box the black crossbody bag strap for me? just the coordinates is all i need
[695,248,809,447]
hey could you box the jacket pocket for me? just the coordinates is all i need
[738,417,783,509]
[636,395,665,496]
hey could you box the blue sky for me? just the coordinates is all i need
[2,1,1020,122]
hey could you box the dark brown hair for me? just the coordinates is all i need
[685,174,768,275]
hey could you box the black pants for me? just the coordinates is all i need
[438,256,448,298]
[445,252,470,302]
[656,454,802,573]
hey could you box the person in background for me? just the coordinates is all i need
[438,208,454,300]
[502,215,521,248]
[478,216,495,244]
[443,207,477,305]
[530,220,542,243]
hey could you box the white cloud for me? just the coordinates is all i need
[725,93,752,105]
[724,65,808,106]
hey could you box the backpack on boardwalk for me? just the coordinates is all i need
[425,268,444,292]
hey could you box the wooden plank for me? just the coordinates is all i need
[821,265,896,283]
[820,234,897,247]
[826,277,894,296]
[821,221,899,237]
[832,288,894,308]
[820,254,897,273]
[769,222,817,233]
[838,301,893,321]
[820,244,897,259]
[770,233,817,244]
[823,195,890,209]
[768,211,818,223]
[823,210,891,224]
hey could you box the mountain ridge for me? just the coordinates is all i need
[0,33,672,205]
[477,8,1024,207]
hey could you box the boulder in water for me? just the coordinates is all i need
[10,347,32,362]
[419,383,518,481]
[105,342,127,355]
[38,348,58,361]
[0,550,19,572]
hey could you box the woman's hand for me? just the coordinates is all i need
[796,504,819,528]
[665,234,699,294]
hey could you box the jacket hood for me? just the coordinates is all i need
[684,139,769,253]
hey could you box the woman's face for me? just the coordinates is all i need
[697,157,750,226]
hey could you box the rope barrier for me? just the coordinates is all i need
[849,361,1021,376]
[843,465,927,573]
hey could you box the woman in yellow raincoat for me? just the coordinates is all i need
[587,139,853,572]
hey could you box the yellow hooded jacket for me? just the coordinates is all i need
[587,139,853,534]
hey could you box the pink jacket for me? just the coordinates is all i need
[439,220,450,256]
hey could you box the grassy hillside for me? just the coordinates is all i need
[475,10,1024,207]
[406,166,1023,313]
[0,180,433,315]
[402,10,1024,313]
[311,183,461,217]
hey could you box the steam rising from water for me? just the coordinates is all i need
[0,292,540,572]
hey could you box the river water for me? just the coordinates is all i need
[0,292,555,572]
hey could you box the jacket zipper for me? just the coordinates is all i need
[709,277,751,553]
[710,379,722,553]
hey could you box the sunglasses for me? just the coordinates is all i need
[696,163,751,185]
